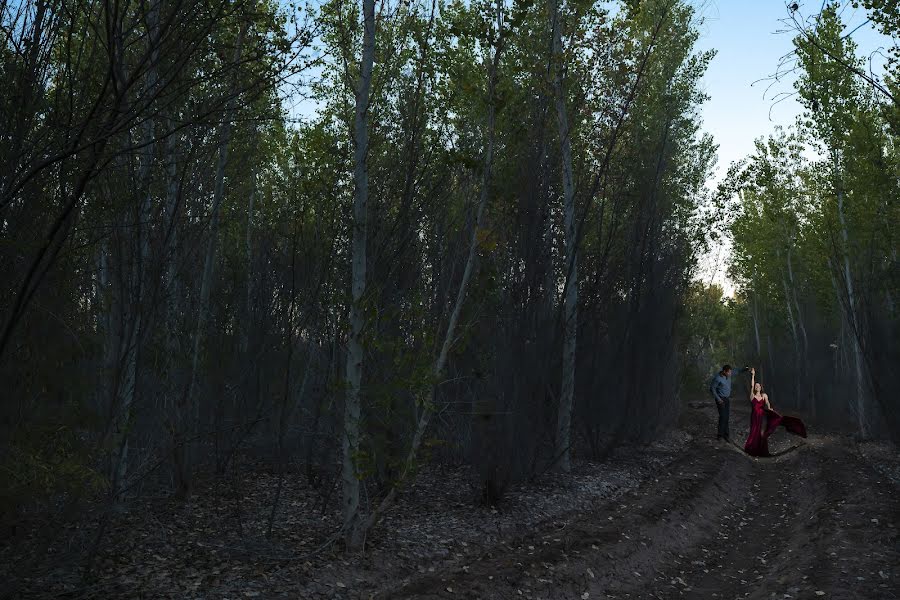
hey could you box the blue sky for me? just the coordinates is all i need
[692,0,892,292]
[696,0,889,178]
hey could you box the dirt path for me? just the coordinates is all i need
[379,420,899,599]
[6,404,896,599]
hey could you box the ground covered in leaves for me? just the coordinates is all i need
[2,402,897,599]
[385,405,900,600]
[2,428,692,598]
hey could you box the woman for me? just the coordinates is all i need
[743,368,807,457]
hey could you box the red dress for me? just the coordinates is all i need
[744,396,807,457]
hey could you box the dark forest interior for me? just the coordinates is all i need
[0,0,898,597]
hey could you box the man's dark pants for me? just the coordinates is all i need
[716,397,730,439]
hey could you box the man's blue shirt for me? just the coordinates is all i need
[710,368,747,401]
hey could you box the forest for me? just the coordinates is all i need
[0,0,897,597]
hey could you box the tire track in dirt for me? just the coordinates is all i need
[635,436,899,600]
[783,438,899,599]
[380,435,899,600]
[381,439,752,599]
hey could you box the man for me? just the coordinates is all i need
[710,364,750,442]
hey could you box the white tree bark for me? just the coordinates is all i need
[785,245,808,354]
[837,186,868,438]
[551,0,577,472]
[342,0,376,548]
[781,272,802,405]
[827,258,849,371]
[751,293,762,358]
[784,243,814,412]
[347,5,504,543]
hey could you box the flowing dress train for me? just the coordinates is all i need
[744,397,807,457]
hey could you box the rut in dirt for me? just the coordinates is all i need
[380,434,899,600]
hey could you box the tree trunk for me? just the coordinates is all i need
[342,0,376,548]
[163,123,181,330]
[111,0,162,499]
[161,119,183,487]
[785,245,808,355]
[241,128,260,358]
[784,244,811,413]
[827,258,850,371]
[765,332,777,396]
[781,272,802,407]
[550,0,577,472]
[836,186,868,438]
[346,5,504,545]
[751,293,762,359]
[181,23,248,494]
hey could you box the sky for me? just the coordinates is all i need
[692,0,892,295]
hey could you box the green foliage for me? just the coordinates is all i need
[679,283,743,392]
[852,0,900,64]
[0,0,725,520]
[724,4,898,432]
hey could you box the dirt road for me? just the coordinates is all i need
[380,408,899,600]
